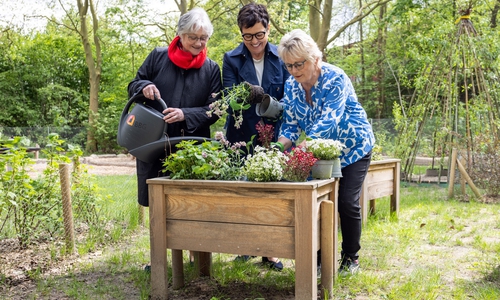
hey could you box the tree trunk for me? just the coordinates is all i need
[308,0,391,59]
[174,0,191,15]
[316,0,333,59]
[309,0,322,42]
[77,0,101,152]
[491,0,500,28]
[375,3,387,119]
[358,0,366,104]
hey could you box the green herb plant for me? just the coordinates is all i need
[163,134,245,180]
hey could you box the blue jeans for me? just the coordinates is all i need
[338,151,372,261]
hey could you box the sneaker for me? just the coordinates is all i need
[338,258,360,276]
[262,257,283,271]
[233,255,255,262]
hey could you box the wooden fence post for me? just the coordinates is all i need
[448,148,482,199]
[59,163,75,254]
[448,149,458,199]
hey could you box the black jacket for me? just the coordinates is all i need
[128,47,221,138]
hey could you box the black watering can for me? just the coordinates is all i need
[117,93,209,163]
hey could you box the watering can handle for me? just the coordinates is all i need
[125,92,168,113]
[154,94,168,111]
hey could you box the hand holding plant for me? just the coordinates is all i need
[207,82,264,129]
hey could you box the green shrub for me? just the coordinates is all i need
[0,134,104,248]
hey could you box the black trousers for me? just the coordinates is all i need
[338,151,372,261]
[136,159,165,207]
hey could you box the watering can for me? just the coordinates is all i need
[117,93,168,153]
[117,93,209,163]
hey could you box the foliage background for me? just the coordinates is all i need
[0,0,499,155]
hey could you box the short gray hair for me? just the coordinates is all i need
[176,8,213,37]
[278,29,322,63]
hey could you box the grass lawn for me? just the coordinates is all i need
[2,178,499,299]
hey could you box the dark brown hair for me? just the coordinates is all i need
[237,3,269,31]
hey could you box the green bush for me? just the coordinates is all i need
[0,134,104,248]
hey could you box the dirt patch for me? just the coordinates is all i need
[28,154,137,177]
[0,232,145,300]
[2,154,139,298]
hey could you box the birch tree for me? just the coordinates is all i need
[308,0,392,57]
[55,0,102,152]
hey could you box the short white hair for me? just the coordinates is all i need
[278,29,322,63]
[176,8,213,37]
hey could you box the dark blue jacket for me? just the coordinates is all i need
[222,42,290,148]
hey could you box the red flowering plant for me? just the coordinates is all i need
[282,147,318,182]
[255,120,274,148]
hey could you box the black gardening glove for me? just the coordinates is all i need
[243,82,265,104]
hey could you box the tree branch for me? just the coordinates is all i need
[327,0,391,46]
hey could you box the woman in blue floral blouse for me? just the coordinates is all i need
[276,29,375,276]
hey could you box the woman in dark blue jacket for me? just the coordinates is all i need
[222,2,289,271]
[222,3,289,151]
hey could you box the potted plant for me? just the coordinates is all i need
[306,138,345,179]
[207,82,265,129]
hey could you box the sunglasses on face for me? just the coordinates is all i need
[284,60,307,71]
[241,31,266,41]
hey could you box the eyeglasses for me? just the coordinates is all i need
[241,31,267,41]
[186,34,209,43]
[284,60,307,71]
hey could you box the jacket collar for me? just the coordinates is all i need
[230,42,282,88]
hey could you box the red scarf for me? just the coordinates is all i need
[168,36,207,69]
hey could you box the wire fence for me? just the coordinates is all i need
[0,145,141,251]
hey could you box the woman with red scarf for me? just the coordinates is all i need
[128,8,222,208]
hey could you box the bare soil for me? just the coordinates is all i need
[27,154,137,177]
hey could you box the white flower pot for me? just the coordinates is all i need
[311,160,334,179]
[331,158,343,178]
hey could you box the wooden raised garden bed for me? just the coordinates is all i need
[146,177,340,299]
[360,158,401,224]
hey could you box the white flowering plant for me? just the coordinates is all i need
[306,138,345,160]
[242,146,288,182]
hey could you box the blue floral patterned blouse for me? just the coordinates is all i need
[279,62,375,167]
